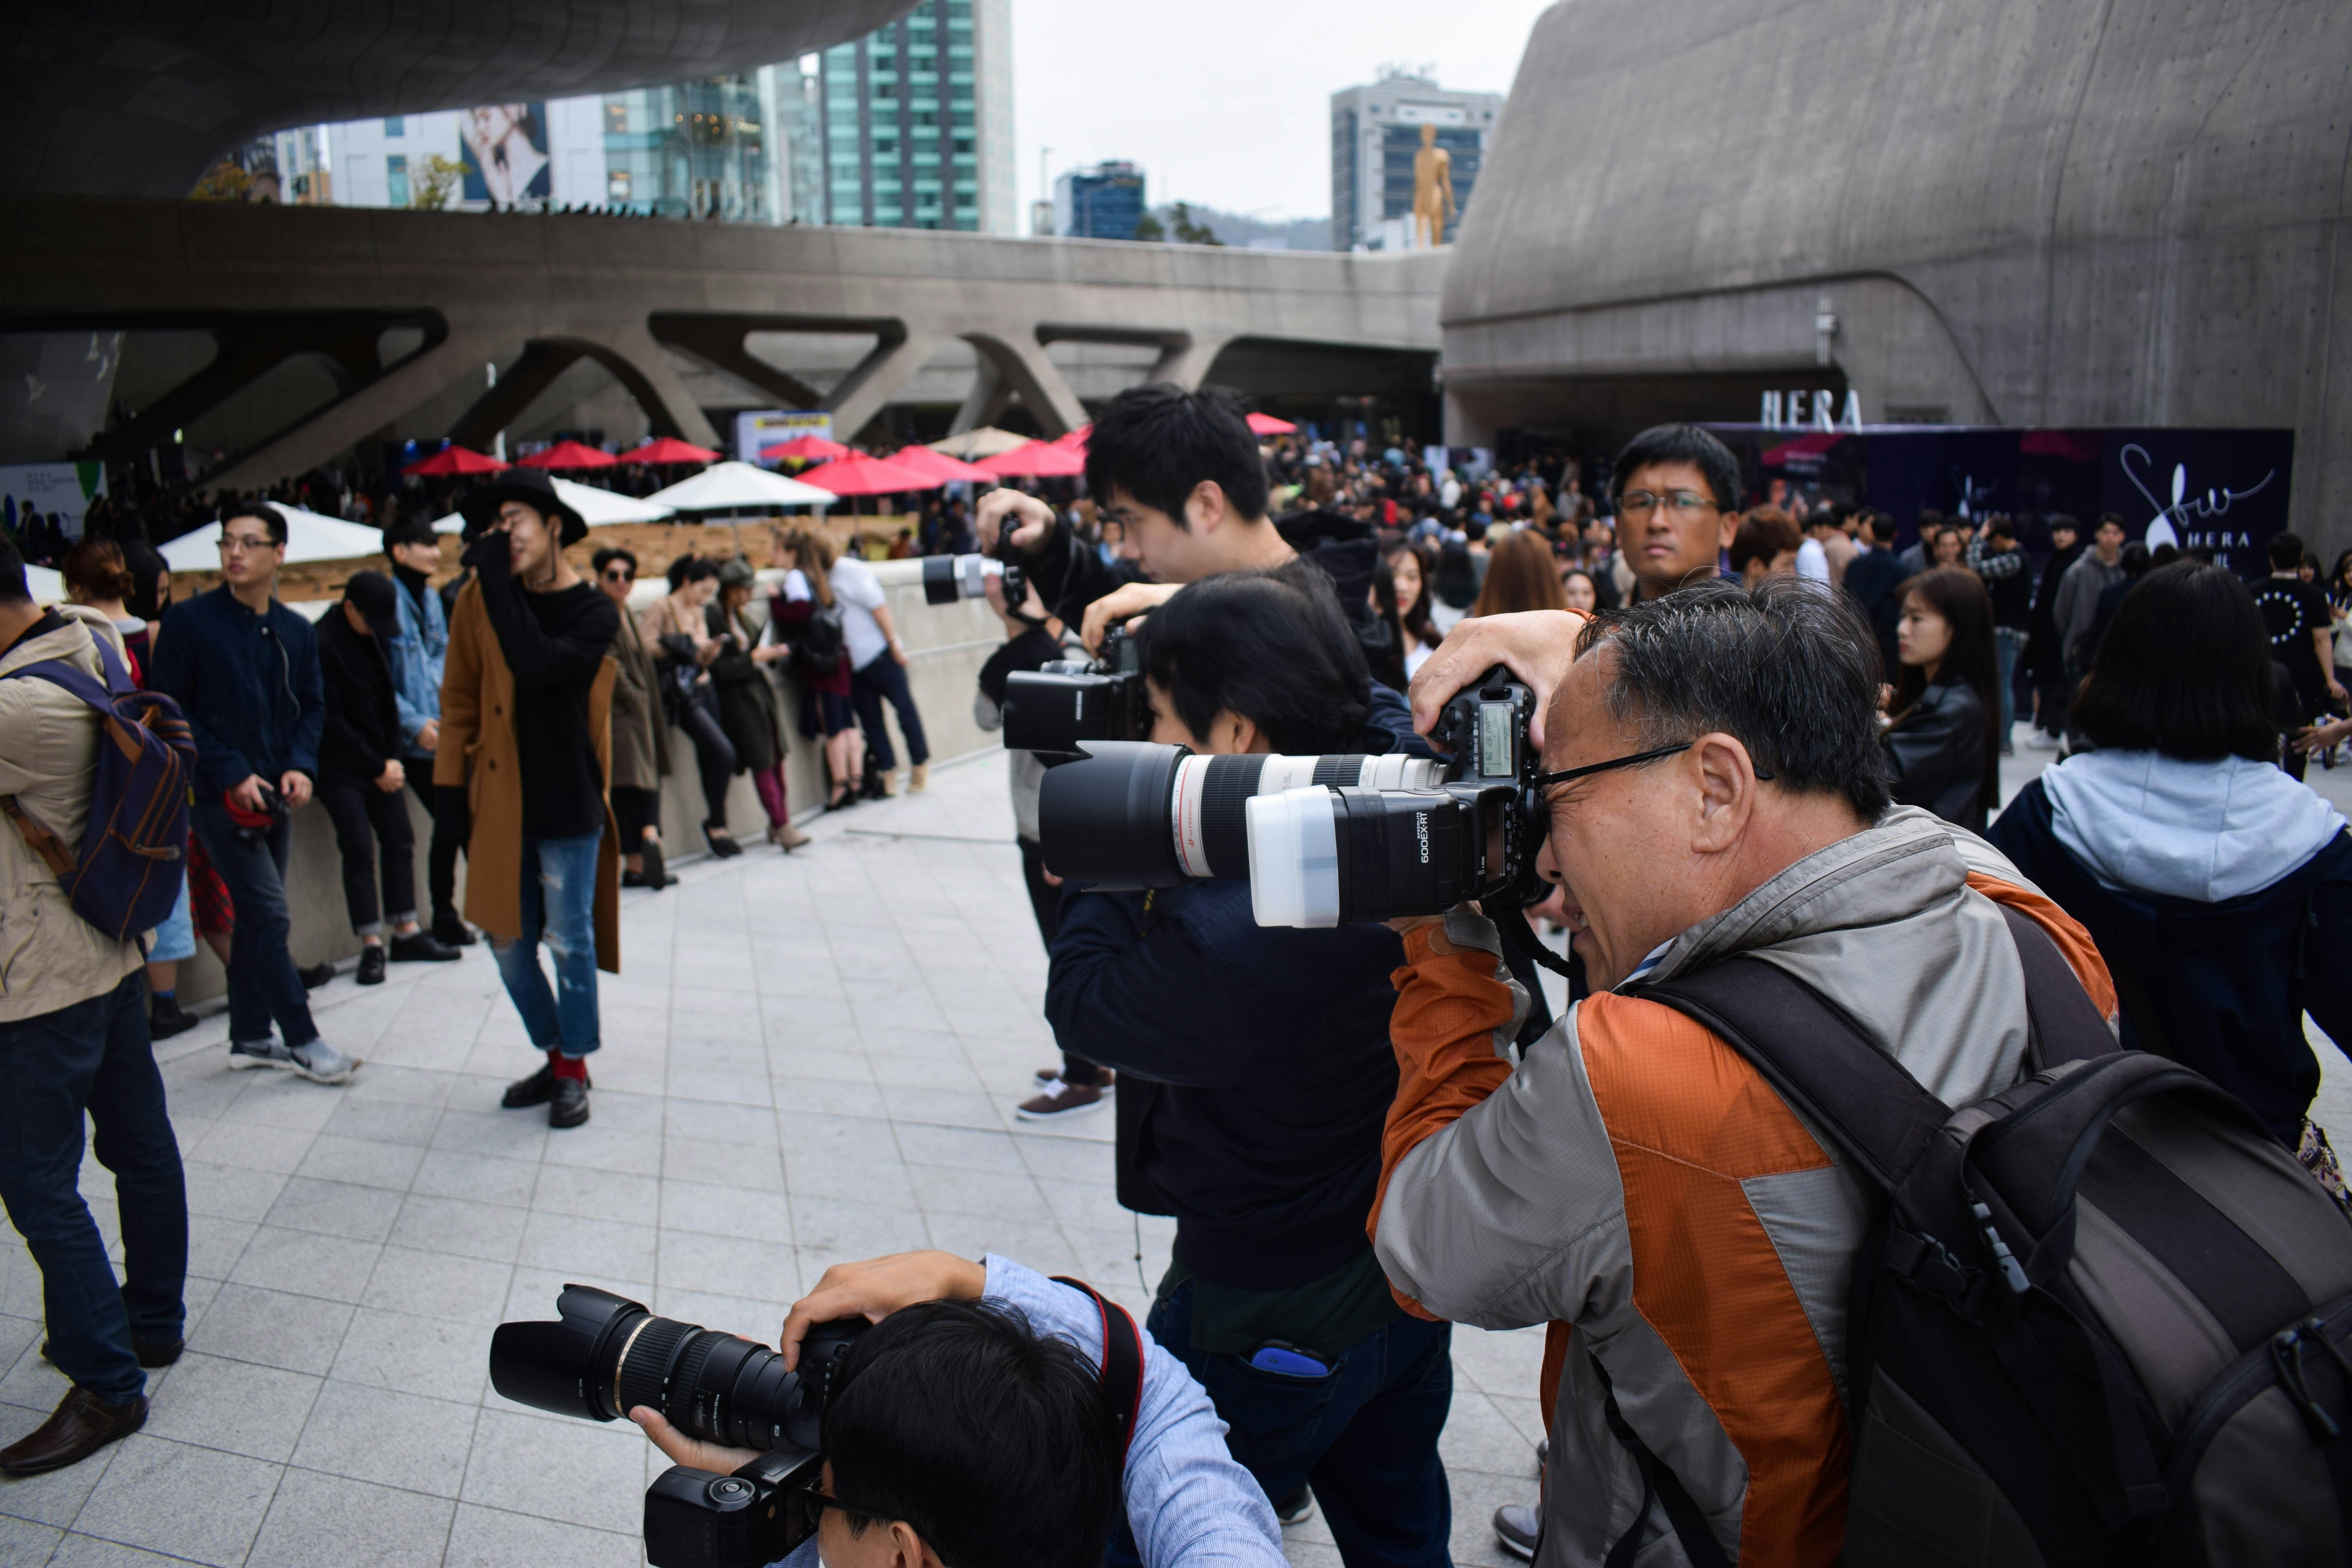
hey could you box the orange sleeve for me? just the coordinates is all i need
[1367,922,1523,1319]
[1967,872,2119,1022]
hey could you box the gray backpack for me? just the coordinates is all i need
[1647,907,2352,1566]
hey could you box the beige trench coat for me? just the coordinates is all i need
[434,579,621,972]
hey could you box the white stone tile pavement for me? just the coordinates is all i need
[0,749,1546,1567]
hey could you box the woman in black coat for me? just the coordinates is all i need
[1880,566,2004,832]
[706,558,808,850]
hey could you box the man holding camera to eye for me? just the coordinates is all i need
[1376,584,2114,1566]
[1044,568,1457,1564]
[149,502,357,1085]
[624,1249,1285,1568]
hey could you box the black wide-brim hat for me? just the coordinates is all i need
[457,468,588,547]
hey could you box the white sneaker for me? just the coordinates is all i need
[230,1038,358,1084]
[1016,1077,1107,1120]
[2024,731,2062,751]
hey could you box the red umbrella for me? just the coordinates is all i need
[887,445,994,484]
[762,434,853,463]
[1246,412,1297,436]
[517,440,619,470]
[805,454,940,496]
[974,441,1087,479]
[615,436,719,465]
[401,445,506,477]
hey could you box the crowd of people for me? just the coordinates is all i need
[1,388,2348,1568]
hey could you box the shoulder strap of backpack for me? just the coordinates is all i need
[4,656,119,716]
[1994,902,2118,1069]
[1051,1276,1146,1463]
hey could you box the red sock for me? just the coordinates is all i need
[551,1053,588,1082]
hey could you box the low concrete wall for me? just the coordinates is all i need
[172,558,1002,1005]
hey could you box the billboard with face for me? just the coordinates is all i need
[461,103,552,206]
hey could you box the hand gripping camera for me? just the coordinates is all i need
[490,1287,866,1568]
[1036,666,1548,926]
[997,626,1149,756]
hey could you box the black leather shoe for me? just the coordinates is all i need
[640,838,668,888]
[502,1059,592,1108]
[298,962,336,990]
[42,1336,181,1370]
[388,931,460,963]
[549,1077,590,1129]
[431,912,478,947]
[0,1386,147,1476]
[357,945,387,985]
[148,995,198,1040]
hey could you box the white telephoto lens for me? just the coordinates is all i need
[1246,787,1341,927]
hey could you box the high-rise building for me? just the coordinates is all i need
[817,0,1016,234]
[1329,72,1501,252]
[1054,161,1145,240]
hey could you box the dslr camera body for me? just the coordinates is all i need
[491,1286,864,1568]
[998,626,1147,756]
[1037,666,1548,926]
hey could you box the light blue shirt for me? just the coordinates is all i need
[386,570,447,747]
[771,1255,1283,1568]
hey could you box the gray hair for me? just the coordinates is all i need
[1574,577,1891,819]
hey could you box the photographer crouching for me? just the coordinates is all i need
[1043,568,1455,1563]
[497,1249,1283,1568]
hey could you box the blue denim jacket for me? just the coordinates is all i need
[769,1255,1283,1568]
[387,572,447,746]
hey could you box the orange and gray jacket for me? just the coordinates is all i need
[1369,806,2117,1567]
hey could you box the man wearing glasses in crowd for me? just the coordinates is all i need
[1609,424,1744,603]
[149,503,359,1084]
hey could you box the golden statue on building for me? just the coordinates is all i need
[1411,123,1455,248]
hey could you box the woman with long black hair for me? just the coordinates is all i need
[1879,565,2003,831]
[641,555,741,857]
[1989,559,2351,1191]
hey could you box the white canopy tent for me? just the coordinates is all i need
[431,476,677,534]
[643,461,835,515]
[158,507,388,571]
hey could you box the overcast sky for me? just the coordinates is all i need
[1006,0,1558,225]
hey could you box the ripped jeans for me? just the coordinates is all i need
[489,829,604,1057]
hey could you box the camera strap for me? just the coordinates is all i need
[1494,904,1580,982]
[1052,1276,1146,1462]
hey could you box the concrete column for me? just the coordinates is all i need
[828,327,946,443]
[574,321,723,448]
[949,354,1012,434]
[1147,333,1233,390]
[962,332,1088,437]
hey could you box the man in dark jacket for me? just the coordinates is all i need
[147,503,356,1085]
[1840,510,1908,679]
[1044,570,1451,1566]
[2022,515,2083,748]
[316,571,458,985]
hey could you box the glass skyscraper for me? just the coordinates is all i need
[818,0,1014,233]
[1054,161,1146,240]
[1329,73,1502,251]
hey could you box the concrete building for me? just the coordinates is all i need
[818,0,1017,234]
[3,0,916,203]
[1329,73,1501,253]
[1054,162,1147,241]
[1439,0,2352,555]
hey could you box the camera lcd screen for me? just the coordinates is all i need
[1479,701,1515,779]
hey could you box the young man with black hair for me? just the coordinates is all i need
[1840,511,1908,681]
[0,535,189,1477]
[2254,530,2345,783]
[380,514,473,944]
[1606,423,1742,603]
[316,570,459,983]
[627,1248,1285,1568]
[2023,515,2084,749]
[149,502,358,1084]
[442,470,621,1129]
[1044,568,1455,1566]
[1967,515,2033,754]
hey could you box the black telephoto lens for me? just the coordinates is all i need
[489,1286,862,1453]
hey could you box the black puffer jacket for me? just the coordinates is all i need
[316,607,403,784]
[1274,507,1398,681]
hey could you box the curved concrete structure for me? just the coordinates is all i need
[0,196,1443,487]
[1446,0,2352,550]
[4,0,914,200]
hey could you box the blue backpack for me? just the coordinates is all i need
[2,630,197,942]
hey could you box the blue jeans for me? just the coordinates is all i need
[0,974,187,1401]
[148,872,195,965]
[1994,626,2027,751]
[191,797,319,1049]
[1110,1276,1455,1568]
[490,830,604,1057]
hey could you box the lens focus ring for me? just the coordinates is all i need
[614,1316,695,1420]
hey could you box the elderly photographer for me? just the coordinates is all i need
[628,1249,1283,1568]
[1378,583,2115,1566]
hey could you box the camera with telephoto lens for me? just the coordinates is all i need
[1036,666,1546,926]
[490,1286,866,1568]
[920,527,1031,613]
[998,625,1149,755]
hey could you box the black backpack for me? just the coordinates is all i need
[788,600,846,677]
[1644,907,2352,1567]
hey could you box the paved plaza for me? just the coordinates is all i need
[2,743,2347,1568]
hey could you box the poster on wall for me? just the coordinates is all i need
[0,462,106,544]
[461,104,552,206]
[737,410,833,465]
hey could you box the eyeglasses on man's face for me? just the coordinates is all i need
[603,567,633,583]
[1617,490,1718,520]
[218,533,277,557]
